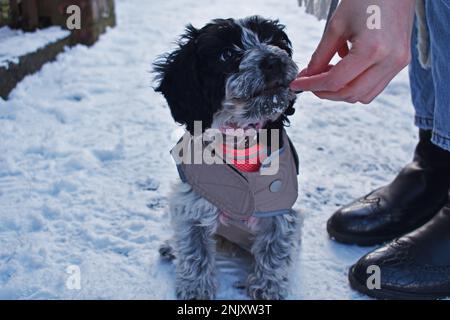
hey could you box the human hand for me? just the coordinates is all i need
[290,0,416,104]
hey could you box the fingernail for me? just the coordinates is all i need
[289,81,300,91]
[299,68,308,77]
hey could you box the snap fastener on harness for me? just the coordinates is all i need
[270,180,283,193]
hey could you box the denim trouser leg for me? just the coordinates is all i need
[427,0,450,151]
[409,17,435,131]
[410,0,450,152]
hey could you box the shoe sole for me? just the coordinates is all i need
[348,266,450,300]
[327,199,448,246]
[326,220,394,246]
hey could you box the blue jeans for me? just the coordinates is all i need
[410,0,450,152]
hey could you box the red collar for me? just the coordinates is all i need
[222,143,264,172]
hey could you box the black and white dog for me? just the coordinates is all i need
[154,16,300,300]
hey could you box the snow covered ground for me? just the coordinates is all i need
[0,0,417,299]
[0,26,70,69]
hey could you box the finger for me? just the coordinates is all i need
[289,50,375,92]
[357,59,409,103]
[358,72,397,104]
[313,63,392,103]
[347,60,402,103]
[298,68,308,77]
[313,91,346,101]
[338,42,350,58]
[290,64,333,91]
[294,65,332,81]
[305,22,347,75]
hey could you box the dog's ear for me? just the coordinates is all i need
[154,25,212,134]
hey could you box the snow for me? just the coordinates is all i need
[0,0,417,299]
[0,26,70,69]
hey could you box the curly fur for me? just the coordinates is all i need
[153,16,302,300]
[169,182,219,300]
[247,211,299,299]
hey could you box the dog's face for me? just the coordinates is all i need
[155,16,299,134]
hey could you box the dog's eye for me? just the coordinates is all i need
[220,49,235,62]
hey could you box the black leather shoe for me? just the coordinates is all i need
[349,203,450,300]
[327,130,450,246]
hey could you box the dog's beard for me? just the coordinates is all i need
[214,46,298,132]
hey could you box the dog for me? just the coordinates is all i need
[154,16,301,300]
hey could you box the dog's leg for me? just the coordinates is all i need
[247,210,299,300]
[170,182,219,300]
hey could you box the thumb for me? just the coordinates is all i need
[306,23,346,76]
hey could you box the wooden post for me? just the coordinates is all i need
[4,0,115,45]
[0,0,10,27]
[0,0,117,99]
[8,0,20,27]
[59,0,116,46]
[36,0,116,45]
[20,0,39,30]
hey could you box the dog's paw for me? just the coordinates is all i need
[159,241,175,261]
[246,274,288,300]
[176,277,217,300]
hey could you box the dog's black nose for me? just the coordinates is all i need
[260,55,285,84]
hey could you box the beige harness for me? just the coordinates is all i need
[171,129,299,250]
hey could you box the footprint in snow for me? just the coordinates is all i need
[137,178,160,191]
[146,197,167,210]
